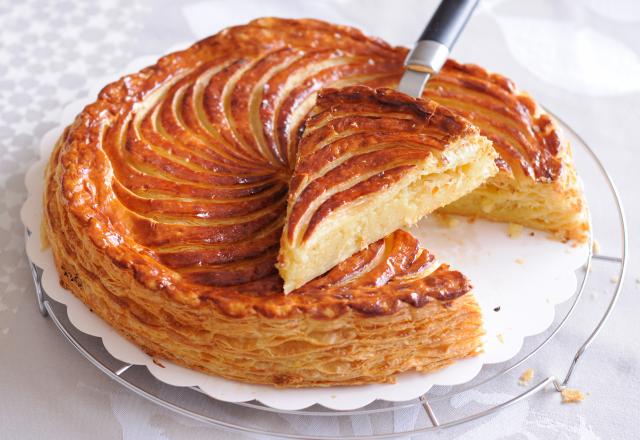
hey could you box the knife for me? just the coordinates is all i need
[397,0,479,98]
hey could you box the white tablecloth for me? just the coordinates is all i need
[1,1,639,438]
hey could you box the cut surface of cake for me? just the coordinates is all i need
[278,86,498,292]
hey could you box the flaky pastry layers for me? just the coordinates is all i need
[278,86,497,292]
[43,18,486,387]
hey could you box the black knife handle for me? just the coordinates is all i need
[418,0,479,49]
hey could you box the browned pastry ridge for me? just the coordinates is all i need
[42,17,586,387]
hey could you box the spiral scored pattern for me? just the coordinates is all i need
[47,16,587,317]
[104,22,407,292]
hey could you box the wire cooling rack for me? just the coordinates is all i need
[26,113,627,439]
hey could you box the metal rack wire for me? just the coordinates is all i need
[26,115,627,439]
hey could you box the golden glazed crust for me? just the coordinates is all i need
[278,85,498,292]
[43,18,485,386]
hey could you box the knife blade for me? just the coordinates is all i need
[398,0,479,98]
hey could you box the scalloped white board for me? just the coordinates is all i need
[21,55,589,411]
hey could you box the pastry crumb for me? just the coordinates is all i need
[481,201,495,213]
[561,388,585,403]
[518,368,534,386]
[610,276,619,284]
[515,258,524,265]
[152,358,166,368]
[508,223,523,238]
[592,239,601,255]
[436,213,459,228]
[497,333,505,344]
[529,232,535,237]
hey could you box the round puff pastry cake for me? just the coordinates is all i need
[43,18,485,387]
[279,85,497,292]
[43,17,587,387]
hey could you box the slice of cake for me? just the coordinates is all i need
[278,85,498,293]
